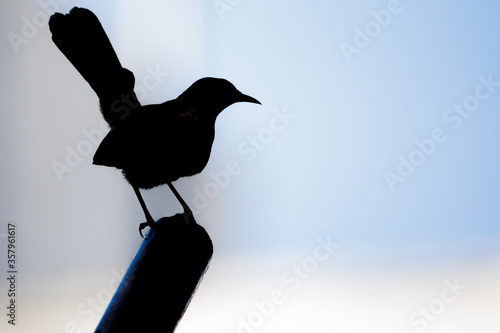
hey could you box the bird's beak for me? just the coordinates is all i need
[238,93,261,105]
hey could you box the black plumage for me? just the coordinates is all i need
[49,7,260,236]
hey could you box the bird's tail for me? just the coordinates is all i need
[49,7,139,126]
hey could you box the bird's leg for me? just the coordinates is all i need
[133,185,156,238]
[167,182,194,224]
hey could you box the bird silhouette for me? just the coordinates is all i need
[49,7,260,237]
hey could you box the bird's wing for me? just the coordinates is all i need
[92,105,178,168]
[92,116,144,168]
[49,7,139,126]
[92,104,213,170]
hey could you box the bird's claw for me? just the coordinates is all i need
[181,208,195,225]
[139,219,156,239]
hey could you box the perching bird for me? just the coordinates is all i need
[49,7,260,237]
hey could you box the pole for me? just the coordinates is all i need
[95,213,213,332]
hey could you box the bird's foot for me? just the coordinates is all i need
[139,218,157,239]
[181,207,195,225]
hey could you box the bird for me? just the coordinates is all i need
[48,7,260,237]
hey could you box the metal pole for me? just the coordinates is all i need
[95,214,213,332]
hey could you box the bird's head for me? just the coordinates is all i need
[178,77,261,117]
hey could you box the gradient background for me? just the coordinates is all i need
[1,0,500,332]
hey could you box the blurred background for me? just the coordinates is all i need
[1,0,500,332]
